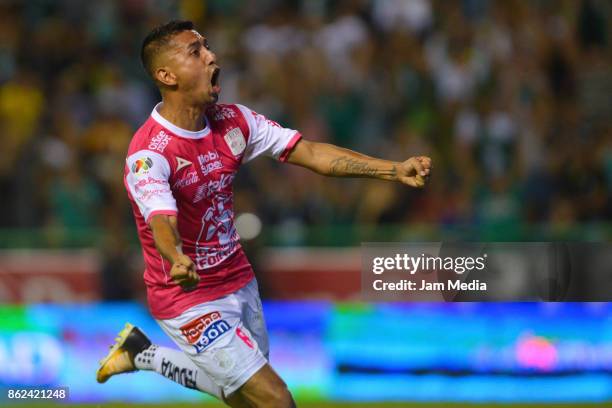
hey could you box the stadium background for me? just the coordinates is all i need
[0,0,611,406]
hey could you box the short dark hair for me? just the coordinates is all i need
[141,20,195,79]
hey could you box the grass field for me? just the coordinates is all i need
[4,403,612,408]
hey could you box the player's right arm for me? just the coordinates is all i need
[125,150,199,289]
[149,214,200,289]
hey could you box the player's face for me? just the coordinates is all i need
[164,30,221,104]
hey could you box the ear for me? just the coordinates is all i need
[155,66,177,87]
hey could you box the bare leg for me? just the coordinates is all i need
[227,364,295,408]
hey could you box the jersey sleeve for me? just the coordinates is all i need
[236,104,302,164]
[125,150,177,223]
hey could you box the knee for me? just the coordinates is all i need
[255,375,294,408]
[264,383,294,408]
[233,364,296,408]
[226,381,294,408]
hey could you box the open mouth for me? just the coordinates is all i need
[211,68,220,87]
[210,68,221,97]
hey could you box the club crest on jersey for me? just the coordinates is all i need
[224,128,246,156]
[131,157,153,175]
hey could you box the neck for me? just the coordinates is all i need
[158,94,210,132]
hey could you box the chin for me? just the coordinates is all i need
[201,92,218,105]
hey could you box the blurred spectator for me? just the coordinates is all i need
[0,0,609,249]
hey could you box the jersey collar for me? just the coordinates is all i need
[151,102,211,139]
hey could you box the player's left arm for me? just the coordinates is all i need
[286,139,432,188]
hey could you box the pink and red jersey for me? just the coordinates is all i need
[124,103,301,319]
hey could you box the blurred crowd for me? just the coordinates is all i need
[0,0,610,246]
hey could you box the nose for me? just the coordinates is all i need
[207,50,217,65]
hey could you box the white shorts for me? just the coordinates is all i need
[156,278,269,396]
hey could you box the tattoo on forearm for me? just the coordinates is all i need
[329,157,376,176]
[329,156,397,179]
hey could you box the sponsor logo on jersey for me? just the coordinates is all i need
[134,176,166,189]
[195,243,238,269]
[224,128,246,156]
[252,110,281,128]
[131,157,153,175]
[180,311,222,344]
[148,130,172,152]
[137,187,171,202]
[199,151,219,163]
[213,106,237,121]
[173,170,199,189]
[160,358,197,389]
[193,319,232,353]
[176,156,192,172]
[198,151,223,176]
[193,173,235,203]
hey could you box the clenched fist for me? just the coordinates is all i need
[170,254,200,290]
[397,156,432,188]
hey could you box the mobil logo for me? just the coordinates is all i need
[198,151,219,164]
[197,151,222,176]
[193,320,232,353]
[180,311,222,344]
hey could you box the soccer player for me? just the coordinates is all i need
[96,21,431,408]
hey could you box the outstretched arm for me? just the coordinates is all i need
[286,139,432,188]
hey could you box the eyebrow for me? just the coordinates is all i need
[187,40,201,52]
